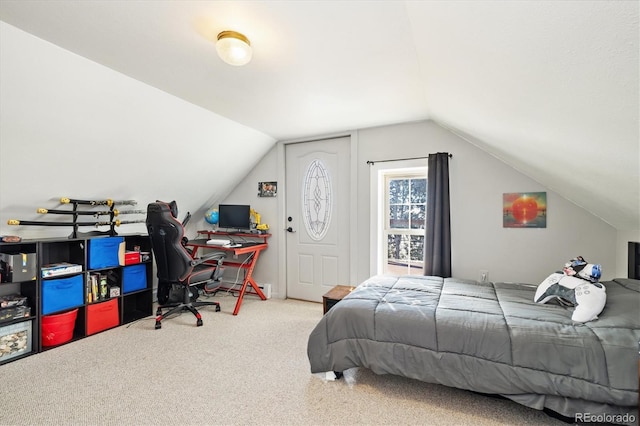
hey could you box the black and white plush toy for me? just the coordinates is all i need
[534,256,606,323]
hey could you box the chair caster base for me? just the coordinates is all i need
[154,298,220,329]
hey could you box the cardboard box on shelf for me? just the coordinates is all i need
[0,253,36,283]
[41,262,82,278]
[122,251,140,266]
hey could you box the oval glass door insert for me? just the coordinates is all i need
[302,159,332,240]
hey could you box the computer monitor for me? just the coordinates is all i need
[217,204,251,231]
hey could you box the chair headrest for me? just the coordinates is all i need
[155,200,178,218]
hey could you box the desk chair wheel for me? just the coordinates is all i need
[197,318,203,327]
[215,305,221,312]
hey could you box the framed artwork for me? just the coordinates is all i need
[503,192,547,228]
[258,181,277,197]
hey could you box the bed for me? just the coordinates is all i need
[307,275,640,421]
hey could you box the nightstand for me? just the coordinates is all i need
[322,285,355,314]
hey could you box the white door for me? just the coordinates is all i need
[285,137,351,302]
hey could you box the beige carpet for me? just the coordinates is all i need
[0,294,564,425]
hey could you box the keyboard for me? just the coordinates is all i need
[240,242,260,247]
[206,238,231,246]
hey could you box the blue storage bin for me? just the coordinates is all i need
[88,237,124,269]
[122,264,147,294]
[42,275,84,315]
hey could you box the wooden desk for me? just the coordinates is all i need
[188,234,270,315]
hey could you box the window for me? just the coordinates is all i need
[382,169,427,275]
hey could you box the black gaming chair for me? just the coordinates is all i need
[146,201,225,329]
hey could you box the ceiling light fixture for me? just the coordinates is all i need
[216,30,252,66]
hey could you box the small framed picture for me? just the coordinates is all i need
[258,181,277,197]
[503,192,547,228]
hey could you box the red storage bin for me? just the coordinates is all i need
[42,308,78,347]
[86,299,119,335]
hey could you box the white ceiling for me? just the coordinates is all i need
[0,0,638,230]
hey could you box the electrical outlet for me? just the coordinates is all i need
[480,270,489,283]
[264,283,271,299]
[258,283,272,299]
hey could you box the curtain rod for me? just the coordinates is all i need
[366,153,452,166]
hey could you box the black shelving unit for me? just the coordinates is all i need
[0,234,153,364]
[0,241,39,363]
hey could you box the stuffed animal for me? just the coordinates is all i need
[534,256,606,323]
[561,255,602,282]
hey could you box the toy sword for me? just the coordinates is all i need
[37,208,145,217]
[60,197,137,207]
[7,219,145,227]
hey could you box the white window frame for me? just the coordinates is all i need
[370,162,427,276]
[382,169,427,275]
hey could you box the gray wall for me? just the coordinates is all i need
[233,120,623,298]
[191,148,281,292]
[356,121,617,284]
[0,22,275,241]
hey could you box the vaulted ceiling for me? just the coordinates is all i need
[1,1,638,230]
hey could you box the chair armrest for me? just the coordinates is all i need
[190,251,226,267]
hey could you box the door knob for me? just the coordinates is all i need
[286,227,296,233]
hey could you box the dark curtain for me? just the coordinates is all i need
[424,152,451,277]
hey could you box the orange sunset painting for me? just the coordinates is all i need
[503,192,547,228]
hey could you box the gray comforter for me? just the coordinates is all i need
[307,275,640,419]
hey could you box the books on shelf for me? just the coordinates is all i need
[41,262,82,278]
[87,273,109,303]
